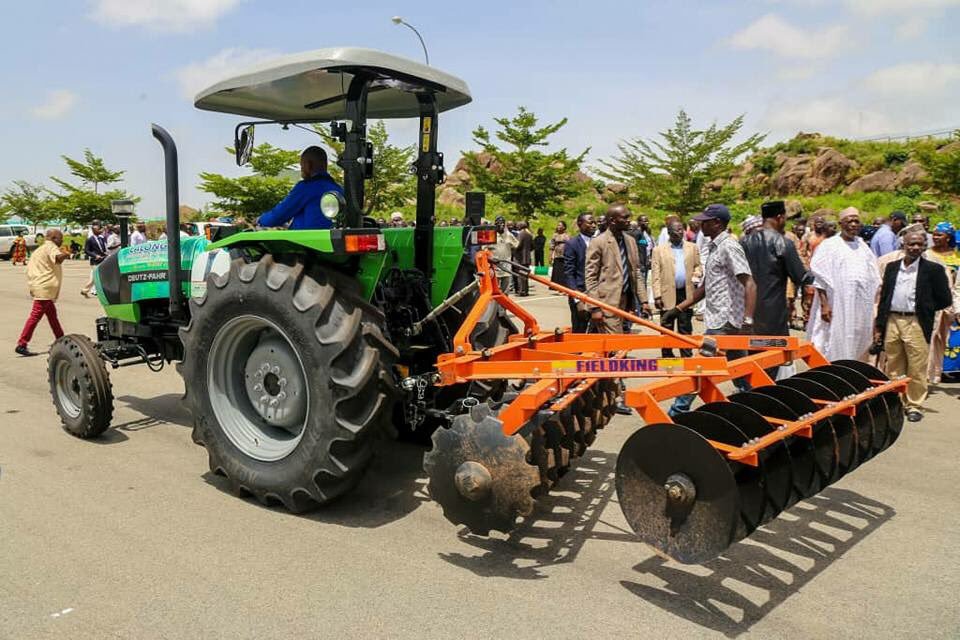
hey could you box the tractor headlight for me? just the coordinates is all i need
[320,191,346,220]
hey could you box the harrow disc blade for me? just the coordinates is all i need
[672,410,764,537]
[698,402,793,520]
[813,365,883,461]
[762,382,840,487]
[794,370,864,474]
[616,423,739,564]
[832,359,904,450]
[733,388,819,500]
[424,404,540,536]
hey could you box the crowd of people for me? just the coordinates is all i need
[494,202,960,422]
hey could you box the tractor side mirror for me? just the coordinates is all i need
[235,125,255,166]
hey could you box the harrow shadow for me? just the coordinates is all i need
[437,451,632,579]
[201,438,430,529]
[620,487,895,638]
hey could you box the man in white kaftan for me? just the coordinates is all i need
[807,208,881,361]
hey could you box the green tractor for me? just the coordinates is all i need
[47,48,514,511]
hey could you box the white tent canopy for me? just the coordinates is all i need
[194,47,472,121]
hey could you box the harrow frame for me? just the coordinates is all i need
[435,250,907,467]
[423,249,909,562]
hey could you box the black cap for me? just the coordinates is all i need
[761,200,786,219]
[890,211,907,222]
[693,204,731,223]
[494,215,506,223]
[91,219,102,226]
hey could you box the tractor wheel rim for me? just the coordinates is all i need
[55,359,82,419]
[208,315,309,462]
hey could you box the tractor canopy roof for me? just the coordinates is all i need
[194,47,472,121]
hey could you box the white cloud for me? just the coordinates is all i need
[864,62,960,96]
[174,47,279,100]
[30,90,78,120]
[727,14,850,60]
[895,15,928,39]
[91,0,242,32]
[764,98,892,137]
[843,0,960,15]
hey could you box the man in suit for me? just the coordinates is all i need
[874,229,953,422]
[512,221,534,296]
[652,218,701,357]
[563,213,598,332]
[586,204,648,415]
[80,220,107,298]
[585,204,648,334]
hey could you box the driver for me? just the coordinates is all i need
[256,146,343,230]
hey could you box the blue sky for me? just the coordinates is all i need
[1,0,958,216]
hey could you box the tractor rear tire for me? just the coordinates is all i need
[47,334,114,438]
[179,255,399,512]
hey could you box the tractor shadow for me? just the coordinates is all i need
[201,438,430,529]
[621,488,895,637]
[114,394,193,430]
[437,451,633,580]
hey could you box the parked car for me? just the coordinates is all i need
[0,224,39,259]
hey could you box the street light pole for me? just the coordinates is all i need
[391,16,429,65]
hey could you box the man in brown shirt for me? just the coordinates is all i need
[16,229,68,356]
[585,204,648,333]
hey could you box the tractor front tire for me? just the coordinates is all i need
[47,334,114,438]
[179,255,398,512]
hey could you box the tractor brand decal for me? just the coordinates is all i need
[551,358,685,373]
[127,270,168,283]
[421,116,432,151]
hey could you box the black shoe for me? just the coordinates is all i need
[614,402,633,416]
[15,345,36,357]
[906,410,923,423]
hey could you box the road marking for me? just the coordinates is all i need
[50,608,74,618]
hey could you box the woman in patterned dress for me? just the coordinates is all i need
[11,232,28,265]
[928,222,960,382]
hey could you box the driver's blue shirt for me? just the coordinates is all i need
[257,172,343,230]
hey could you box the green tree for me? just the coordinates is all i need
[46,150,136,226]
[597,110,765,213]
[463,106,588,218]
[52,149,125,195]
[0,181,54,230]
[313,120,416,215]
[916,132,960,196]
[198,143,300,217]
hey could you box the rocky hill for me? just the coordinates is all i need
[435,132,959,220]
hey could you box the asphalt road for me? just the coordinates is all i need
[1,260,958,639]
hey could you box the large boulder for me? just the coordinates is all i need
[843,170,899,194]
[893,161,929,189]
[917,201,940,213]
[808,148,856,194]
[437,186,465,207]
[785,200,804,219]
[770,155,813,195]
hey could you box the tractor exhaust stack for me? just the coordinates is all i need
[151,123,187,323]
